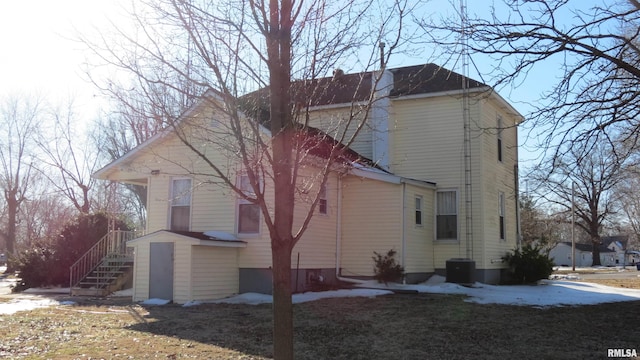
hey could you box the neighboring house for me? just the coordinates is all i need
[549,242,617,267]
[93,63,523,304]
[601,235,628,265]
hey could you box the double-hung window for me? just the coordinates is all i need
[497,116,503,162]
[237,174,260,235]
[170,178,192,231]
[415,196,423,226]
[318,184,328,215]
[436,190,457,240]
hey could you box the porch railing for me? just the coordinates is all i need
[69,230,139,290]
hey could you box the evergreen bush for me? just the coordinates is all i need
[372,249,404,284]
[502,244,554,284]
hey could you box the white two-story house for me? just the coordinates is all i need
[93,63,523,303]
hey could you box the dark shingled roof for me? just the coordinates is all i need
[389,64,487,97]
[241,63,488,117]
[168,230,246,243]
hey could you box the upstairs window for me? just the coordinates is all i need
[415,196,423,226]
[499,192,505,240]
[497,116,503,162]
[237,174,260,235]
[170,178,192,231]
[318,184,328,215]
[436,190,457,240]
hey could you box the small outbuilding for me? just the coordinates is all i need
[127,230,246,303]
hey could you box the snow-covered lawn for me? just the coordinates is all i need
[201,275,640,308]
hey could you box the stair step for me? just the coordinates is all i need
[97,264,132,268]
[79,283,109,288]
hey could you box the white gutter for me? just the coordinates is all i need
[349,166,436,189]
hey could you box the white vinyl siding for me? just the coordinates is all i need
[340,176,402,276]
[191,246,239,300]
[403,184,435,275]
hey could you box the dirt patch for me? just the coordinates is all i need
[1,292,639,359]
[576,278,640,289]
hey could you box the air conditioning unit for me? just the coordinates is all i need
[446,258,475,285]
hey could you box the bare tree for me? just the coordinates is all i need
[37,98,101,214]
[519,193,565,248]
[423,0,640,161]
[0,95,42,256]
[19,188,76,248]
[532,143,627,265]
[83,0,422,358]
[616,166,640,248]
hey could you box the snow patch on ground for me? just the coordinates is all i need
[23,287,70,294]
[141,298,171,305]
[0,298,61,315]
[110,288,133,297]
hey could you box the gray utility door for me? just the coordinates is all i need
[149,242,174,300]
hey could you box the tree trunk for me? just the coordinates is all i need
[271,242,294,360]
[591,236,601,266]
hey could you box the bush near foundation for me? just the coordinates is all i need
[502,244,554,284]
[372,249,404,284]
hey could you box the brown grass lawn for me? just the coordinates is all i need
[2,289,640,360]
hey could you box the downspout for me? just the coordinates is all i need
[335,174,367,284]
[514,164,522,250]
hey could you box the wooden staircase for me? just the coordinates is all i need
[70,230,139,297]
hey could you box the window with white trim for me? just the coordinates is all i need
[237,174,260,235]
[415,196,423,226]
[436,190,457,240]
[170,178,192,231]
[499,192,505,240]
[318,184,328,215]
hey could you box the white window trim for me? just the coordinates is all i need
[236,173,261,238]
[434,188,459,242]
[168,177,192,231]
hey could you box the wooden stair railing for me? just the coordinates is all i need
[69,230,138,293]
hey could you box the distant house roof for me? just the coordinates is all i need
[601,235,628,250]
[557,242,615,253]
